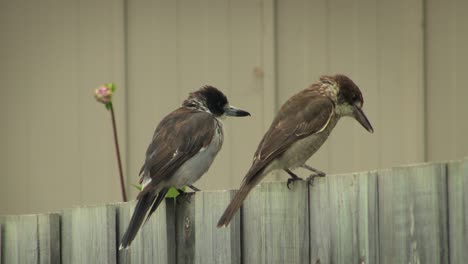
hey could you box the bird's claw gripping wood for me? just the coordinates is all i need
[176,189,195,204]
[285,169,304,190]
[306,173,326,186]
[188,185,201,192]
[287,176,304,189]
[301,164,326,177]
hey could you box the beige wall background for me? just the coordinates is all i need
[0,0,466,215]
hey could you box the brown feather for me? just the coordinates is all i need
[245,87,334,184]
[137,108,216,198]
[217,83,335,227]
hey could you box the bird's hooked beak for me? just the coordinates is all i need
[224,105,251,117]
[352,104,374,133]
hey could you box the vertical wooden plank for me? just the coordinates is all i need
[447,158,468,263]
[378,163,448,263]
[0,0,33,215]
[276,0,424,177]
[327,0,379,174]
[176,191,241,264]
[61,205,116,264]
[117,200,176,264]
[242,181,309,263]
[0,0,126,215]
[125,0,270,194]
[0,214,59,264]
[38,214,61,264]
[261,0,276,130]
[184,0,233,191]
[276,0,331,177]
[176,194,195,264]
[126,0,179,198]
[220,0,266,187]
[426,0,468,162]
[76,0,127,206]
[0,215,39,264]
[309,171,379,264]
[327,0,360,173]
[377,0,425,168]
[353,0,380,172]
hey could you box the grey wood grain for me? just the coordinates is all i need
[117,199,176,264]
[378,163,449,264]
[0,213,60,264]
[61,205,116,264]
[176,191,241,264]
[447,158,468,263]
[38,213,61,264]
[0,215,38,264]
[242,180,309,264]
[309,171,378,264]
[176,194,195,264]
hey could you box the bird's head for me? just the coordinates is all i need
[183,85,251,118]
[323,74,374,133]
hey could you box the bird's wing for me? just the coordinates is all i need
[245,91,334,183]
[138,108,217,194]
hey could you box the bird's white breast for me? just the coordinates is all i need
[169,119,223,188]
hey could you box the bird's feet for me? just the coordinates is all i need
[188,185,202,192]
[300,164,326,185]
[287,176,304,189]
[284,169,304,190]
[305,172,326,186]
[176,189,195,204]
[301,164,326,177]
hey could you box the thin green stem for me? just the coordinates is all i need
[109,103,127,202]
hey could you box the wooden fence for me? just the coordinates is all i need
[1,159,467,264]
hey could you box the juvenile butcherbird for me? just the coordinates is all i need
[217,74,373,227]
[119,86,250,249]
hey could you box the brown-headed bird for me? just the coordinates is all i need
[217,74,373,227]
[119,86,250,249]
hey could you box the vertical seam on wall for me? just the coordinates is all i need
[122,0,130,198]
[175,0,181,106]
[422,0,428,162]
[227,0,234,186]
[376,0,382,171]
[325,0,332,172]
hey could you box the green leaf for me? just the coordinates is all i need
[165,186,186,198]
[105,102,112,110]
[107,82,116,92]
[131,183,142,191]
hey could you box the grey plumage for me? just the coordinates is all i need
[120,86,249,249]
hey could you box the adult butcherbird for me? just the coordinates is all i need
[119,86,250,249]
[217,74,373,227]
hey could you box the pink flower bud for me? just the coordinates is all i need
[94,85,113,104]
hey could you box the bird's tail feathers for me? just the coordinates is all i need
[119,188,168,250]
[144,188,169,224]
[216,181,255,228]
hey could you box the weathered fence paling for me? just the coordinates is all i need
[309,170,379,263]
[176,190,241,264]
[61,205,116,264]
[0,158,467,264]
[0,213,60,264]
[117,199,176,264]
